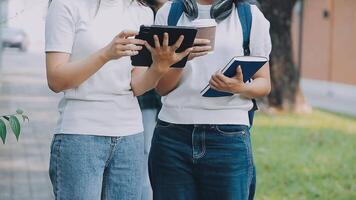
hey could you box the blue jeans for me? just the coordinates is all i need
[49,133,144,200]
[149,120,256,200]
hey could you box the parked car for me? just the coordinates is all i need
[1,27,29,52]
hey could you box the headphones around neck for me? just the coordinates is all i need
[182,0,235,22]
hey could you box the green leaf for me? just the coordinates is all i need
[9,116,21,141]
[0,119,6,144]
[16,109,24,115]
[22,115,29,122]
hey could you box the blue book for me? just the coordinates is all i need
[201,56,268,97]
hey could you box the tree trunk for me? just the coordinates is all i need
[259,0,303,110]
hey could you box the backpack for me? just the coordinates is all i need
[167,0,258,128]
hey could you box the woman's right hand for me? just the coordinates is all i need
[103,30,146,61]
[145,33,193,73]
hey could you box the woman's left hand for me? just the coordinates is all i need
[209,66,248,94]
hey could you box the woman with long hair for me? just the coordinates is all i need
[148,0,272,199]
[45,0,191,199]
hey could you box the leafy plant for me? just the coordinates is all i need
[0,109,29,144]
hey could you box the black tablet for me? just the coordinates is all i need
[131,25,197,68]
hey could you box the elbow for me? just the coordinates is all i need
[48,82,64,93]
[132,89,144,97]
[47,78,69,93]
[155,87,169,97]
[263,84,272,96]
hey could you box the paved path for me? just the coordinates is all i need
[0,49,60,200]
[301,79,356,117]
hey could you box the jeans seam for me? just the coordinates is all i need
[245,135,254,197]
[192,129,206,160]
[105,137,122,168]
[54,137,62,199]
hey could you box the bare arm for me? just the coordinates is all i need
[154,38,211,96]
[155,68,184,96]
[46,30,145,93]
[209,63,271,98]
[131,33,192,96]
[46,49,109,93]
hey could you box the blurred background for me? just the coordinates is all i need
[0,0,355,199]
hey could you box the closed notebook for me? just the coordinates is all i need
[201,56,268,97]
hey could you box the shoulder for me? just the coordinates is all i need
[250,5,270,26]
[130,2,155,24]
[47,0,85,18]
[156,1,173,19]
[155,1,173,25]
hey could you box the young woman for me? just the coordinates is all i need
[148,0,272,199]
[45,0,191,199]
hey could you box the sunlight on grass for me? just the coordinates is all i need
[252,110,356,200]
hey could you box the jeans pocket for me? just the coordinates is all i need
[216,125,248,136]
[49,135,62,196]
[156,120,173,128]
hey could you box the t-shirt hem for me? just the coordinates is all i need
[158,106,251,126]
[54,127,144,137]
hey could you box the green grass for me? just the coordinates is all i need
[252,110,356,200]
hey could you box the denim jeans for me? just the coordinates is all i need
[49,133,144,200]
[142,109,158,200]
[149,120,255,200]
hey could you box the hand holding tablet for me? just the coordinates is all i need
[131,25,198,68]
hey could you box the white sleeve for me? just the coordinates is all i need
[250,5,272,59]
[45,0,76,53]
[154,2,172,25]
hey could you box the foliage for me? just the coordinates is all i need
[252,110,356,199]
[0,109,29,144]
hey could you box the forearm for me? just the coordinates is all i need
[46,48,109,92]
[240,78,271,99]
[155,68,184,96]
[131,64,167,96]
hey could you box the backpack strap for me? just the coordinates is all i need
[168,0,185,26]
[237,2,252,56]
[237,3,258,128]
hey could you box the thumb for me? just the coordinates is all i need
[234,66,244,81]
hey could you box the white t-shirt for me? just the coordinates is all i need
[156,2,272,125]
[45,0,154,136]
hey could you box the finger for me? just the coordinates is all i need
[194,38,211,46]
[172,35,185,51]
[118,44,143,51]
[192,45,212,53]
[190,52,209,58]
[216,72,231,83]
[118,38,146,45]
[176,47,193,60]
[210,85,220,91]
[118,30,139,38]
[144,41,153,52]
[163,32,169,47]
[235,65,244,81]
[212,74,226,86]
[153,35,161,48]
[119,50,139,57]
[209,79,220,90]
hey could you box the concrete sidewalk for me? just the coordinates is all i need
[301,79,356,117]
[0,50,60,200]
